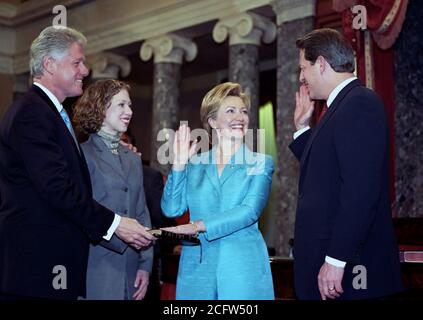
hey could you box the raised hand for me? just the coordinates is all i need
[294,85,315,130]
[115,217,156,250]
[172,123,197,170]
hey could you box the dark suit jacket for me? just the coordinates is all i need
[0,85,114,299]
[142,165,165,229]
[141,165,174,298]
[289,79,403,299]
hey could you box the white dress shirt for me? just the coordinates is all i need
[33,82,120,241]
[293,76,357,268]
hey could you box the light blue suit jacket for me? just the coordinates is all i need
[161,144,274,300]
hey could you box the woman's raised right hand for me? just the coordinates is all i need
[172,124,197,170]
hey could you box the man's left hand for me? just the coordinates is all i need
[318,262,344,300]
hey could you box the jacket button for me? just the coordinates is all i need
[122,187,128,192]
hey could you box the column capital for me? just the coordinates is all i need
[271,0,316,25]
[87,52,131,80]
[213,12,276,46]
[140,33,197,64]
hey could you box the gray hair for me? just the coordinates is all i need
[30,26,87,77]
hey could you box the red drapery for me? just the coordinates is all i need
[332,0,409,214]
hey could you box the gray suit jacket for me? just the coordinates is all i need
[81,134,153,300]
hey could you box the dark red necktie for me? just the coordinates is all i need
[318,104,329,123]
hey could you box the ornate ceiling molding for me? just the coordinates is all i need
[271,0,315,25]
[0,0,82,26]
[0,0,272,74]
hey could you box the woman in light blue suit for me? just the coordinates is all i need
[74,80,153,300]
[161,82,274,300]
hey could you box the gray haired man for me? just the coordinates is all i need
[0,26,155,299]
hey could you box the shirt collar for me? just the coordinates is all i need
[327,76,357,107]
[33,82,63,113]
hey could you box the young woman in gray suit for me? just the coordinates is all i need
[73,79,153,300]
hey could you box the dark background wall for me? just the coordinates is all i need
[394,0,423,217]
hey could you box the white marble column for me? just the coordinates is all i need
[271,0,316,256]
[88,52,131,80]
[213,13,276,150]
[140,34,197,175]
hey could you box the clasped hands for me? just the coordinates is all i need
[172,123,197,170]
[115,217,156,250]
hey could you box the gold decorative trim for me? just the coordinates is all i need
[376,0,401,34]
[364,30,374,90]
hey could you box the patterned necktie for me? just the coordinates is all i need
[60,108,80,152]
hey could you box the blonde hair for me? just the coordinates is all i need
[200,82,250,135]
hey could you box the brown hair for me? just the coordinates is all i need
[200,82,250,135]
[296,28,355,73]
[73,79,130,134]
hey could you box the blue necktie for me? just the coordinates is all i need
[60,108,80,152]
[60,109,73,131]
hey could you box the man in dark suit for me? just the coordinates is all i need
[0,26,155,300]
[290,28,403,300]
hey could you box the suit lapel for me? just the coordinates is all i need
[118,145,133,183]
[300,79,362,167]
[203,148,220,193]
[78,148,92,189]
[219,144,246,186]
[32,85,82,158]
